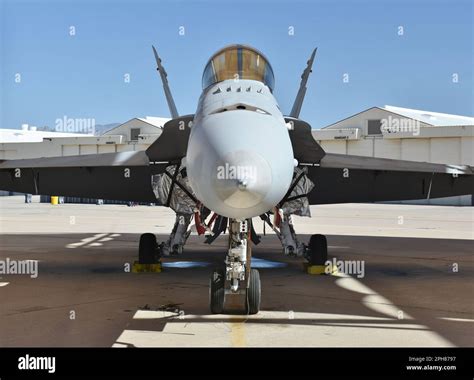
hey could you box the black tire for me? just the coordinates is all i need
[308,234,328,265]
[138,233,158,264]
[209,269,225,314]
[171,244,183,255]
[246,269,261,315]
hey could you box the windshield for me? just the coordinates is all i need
[202,45,275,91]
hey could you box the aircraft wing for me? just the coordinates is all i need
[0,151,166,202]
[306,152,474,204]
[0,113,195,202]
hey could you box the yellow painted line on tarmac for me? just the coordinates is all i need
[230,320,247,347]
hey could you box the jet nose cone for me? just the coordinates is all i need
[237,179,248,190]
[214,150,272,210]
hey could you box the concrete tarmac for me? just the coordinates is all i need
[0,197,472,347]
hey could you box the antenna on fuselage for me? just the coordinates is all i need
[152,45,179,119]
[289,48,317,119]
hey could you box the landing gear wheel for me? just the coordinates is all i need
[308,234,328,265]
[172,244,183,255]
[246,269,261,315]
[209,269,225,314]
[138,233,158,264]
[283,246,295,256]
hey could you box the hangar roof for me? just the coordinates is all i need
[137,116,170,128]
[103,116,170,136]
[382,106,474,127]
[0,128,88,143]
[323,105,474,129]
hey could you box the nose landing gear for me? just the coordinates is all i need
[209,219,261,315]
[209,269,225,314]
[246,268,261,315]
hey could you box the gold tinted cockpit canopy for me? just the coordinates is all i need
[202,45,275,91]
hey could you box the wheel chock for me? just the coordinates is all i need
[304,263,338,275]
[132,261,162,273]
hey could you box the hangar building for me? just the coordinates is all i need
[312,106,474,205]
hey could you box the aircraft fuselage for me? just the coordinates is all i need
[186,79,295,219]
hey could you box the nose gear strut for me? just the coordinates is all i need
[209,219,261,314]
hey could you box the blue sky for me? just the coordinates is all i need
[1,0,472,130]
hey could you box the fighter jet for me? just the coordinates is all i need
[1,44,472,314]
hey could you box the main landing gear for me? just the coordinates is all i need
[132,232,162,273]
[261,212,328,267]
[137,212,192,265]
[306,234,328,265]
[138,233,160,264]
[209,219,261,315]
